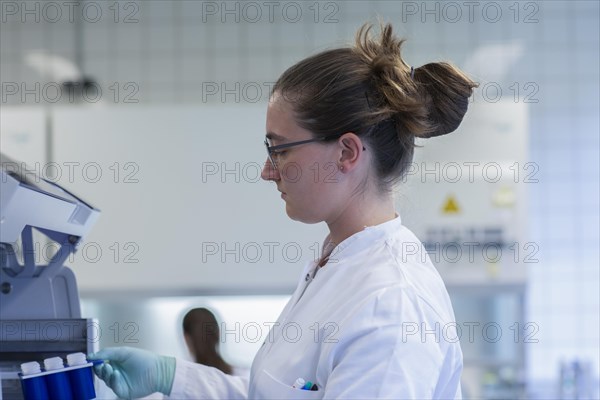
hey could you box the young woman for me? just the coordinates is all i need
[91,22,477,399]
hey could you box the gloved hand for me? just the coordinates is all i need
[88,347,176,400]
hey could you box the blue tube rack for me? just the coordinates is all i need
[19,361,98,400]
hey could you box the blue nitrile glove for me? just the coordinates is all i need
[88,347,176,400]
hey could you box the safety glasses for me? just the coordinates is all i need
[264,133,345,171]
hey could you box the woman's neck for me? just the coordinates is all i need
[324,193,396,252]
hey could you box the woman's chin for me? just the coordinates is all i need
[285,205,322,224]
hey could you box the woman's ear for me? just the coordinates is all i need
[338,133,365,172]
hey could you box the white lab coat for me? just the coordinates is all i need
[168,215,462,399]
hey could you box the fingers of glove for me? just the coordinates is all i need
[109,369,132,400]
[95,362,115,383]
[92,362,104,377]
[89,347,132,363]
[94,364,131,400]
[88,349,109,361]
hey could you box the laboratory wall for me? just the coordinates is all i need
[1,1,598,398]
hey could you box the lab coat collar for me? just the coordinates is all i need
[320,213,402,268]
[294,213,402,304]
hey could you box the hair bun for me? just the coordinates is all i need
[355,24,477,140]
[413,62,476,138]
[425,92,469,138]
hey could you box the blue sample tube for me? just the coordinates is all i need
[20,361,50,400]
[44,357,74,400]
[67,353,97,400]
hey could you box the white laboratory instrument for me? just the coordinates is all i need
[0,153,100,399]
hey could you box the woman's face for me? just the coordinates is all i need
[261,93,345,224]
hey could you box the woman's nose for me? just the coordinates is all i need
[261,158,279,181]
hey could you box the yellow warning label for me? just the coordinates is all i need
[442,195,461,214]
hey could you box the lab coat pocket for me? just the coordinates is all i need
[257,370,322,400]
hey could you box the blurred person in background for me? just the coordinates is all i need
[182,308,241,376]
